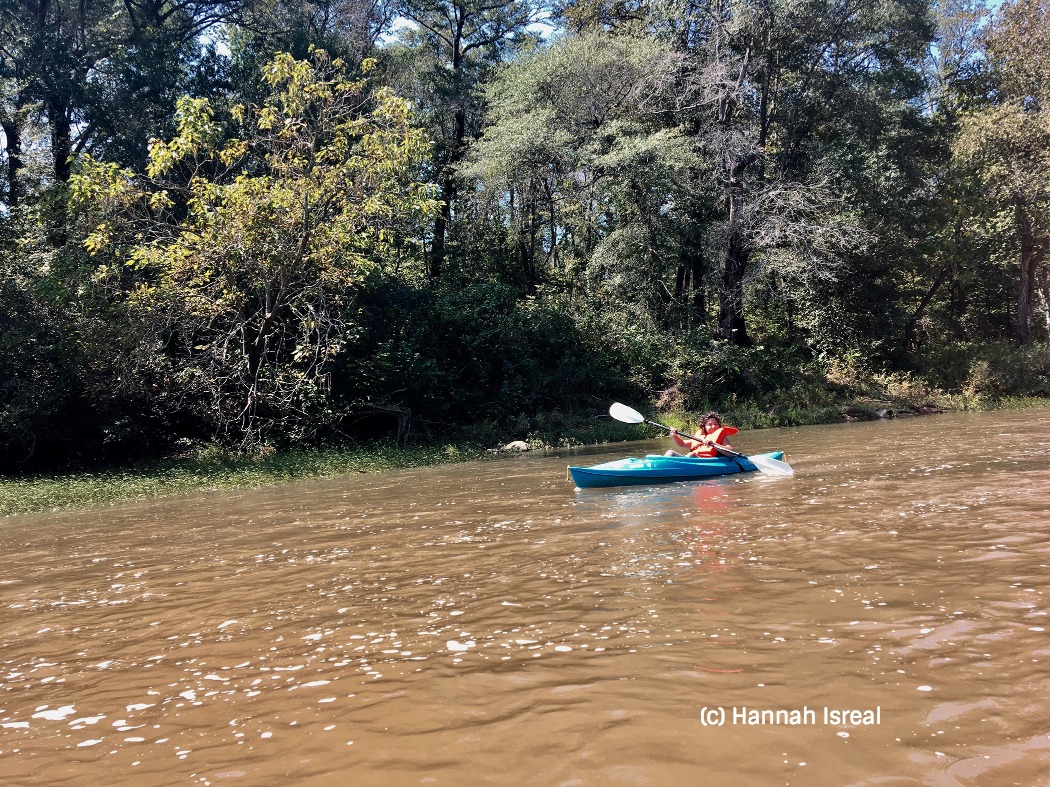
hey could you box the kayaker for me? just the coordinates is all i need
[664,412,739,457]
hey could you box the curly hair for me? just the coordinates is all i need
[699,412,723,431]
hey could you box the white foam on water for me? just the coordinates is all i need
[32,706,75,721]
[70,716,105,726]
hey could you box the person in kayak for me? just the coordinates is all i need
[664,412,739,457]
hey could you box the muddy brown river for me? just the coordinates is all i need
[2,409,1050,785]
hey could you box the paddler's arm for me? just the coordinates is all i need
[670,428,702,453]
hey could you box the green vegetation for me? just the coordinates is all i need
[2,0,1049,492]
[4,385,1046,517]
[0,443,474,517]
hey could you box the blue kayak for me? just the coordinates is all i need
[568,451,785,489]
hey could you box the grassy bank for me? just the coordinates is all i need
[0,443,484,518]
[3,389,1047,518]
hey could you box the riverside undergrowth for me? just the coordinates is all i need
[3,392,1047,517]
[0,443,480,517]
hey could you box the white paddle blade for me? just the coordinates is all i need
[609,402,645,424]
[750,454,795,476]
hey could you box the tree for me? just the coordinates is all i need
[0,72,34,208]
[390,0,547,282]
[0,0,240,193]
[955,0,1050,345]
[227,0,397,89]
[669,0,932,345]
[470,5,891,344]
[465,32,701,309]
[72,50,437,446]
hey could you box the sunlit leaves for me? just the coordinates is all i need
[147,98,222,179]
[954,0,1050,207]
[70,49,438,446]
[952,0,1050,343]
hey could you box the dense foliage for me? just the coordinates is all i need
[1,0,1049,471]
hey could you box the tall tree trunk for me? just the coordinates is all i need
[47,98,73,183]
[515,183,538,286]
[429,176,454,282]
[1,115,24,207]
[1014,197,1046,346]
[429,106,466,283]
[675,223,706,329]
[718,230,751,343]
[44,98,73,245]
[689,251,706,323]
[717,154,759,345]
[630,180,663,309]
[545,177,558,279]
[1039,264,1050,340]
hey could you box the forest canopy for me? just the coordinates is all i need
[1,0,1049,470]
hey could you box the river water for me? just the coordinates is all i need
[2,409,1050,786]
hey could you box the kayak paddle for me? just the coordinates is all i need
[608,402,795,477]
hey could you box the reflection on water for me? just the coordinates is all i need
[2,409,1050,784]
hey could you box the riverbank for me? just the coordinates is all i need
[2,393,1047,517]
[0,443,483,518]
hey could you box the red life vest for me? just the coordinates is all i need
[687,425,739,457]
